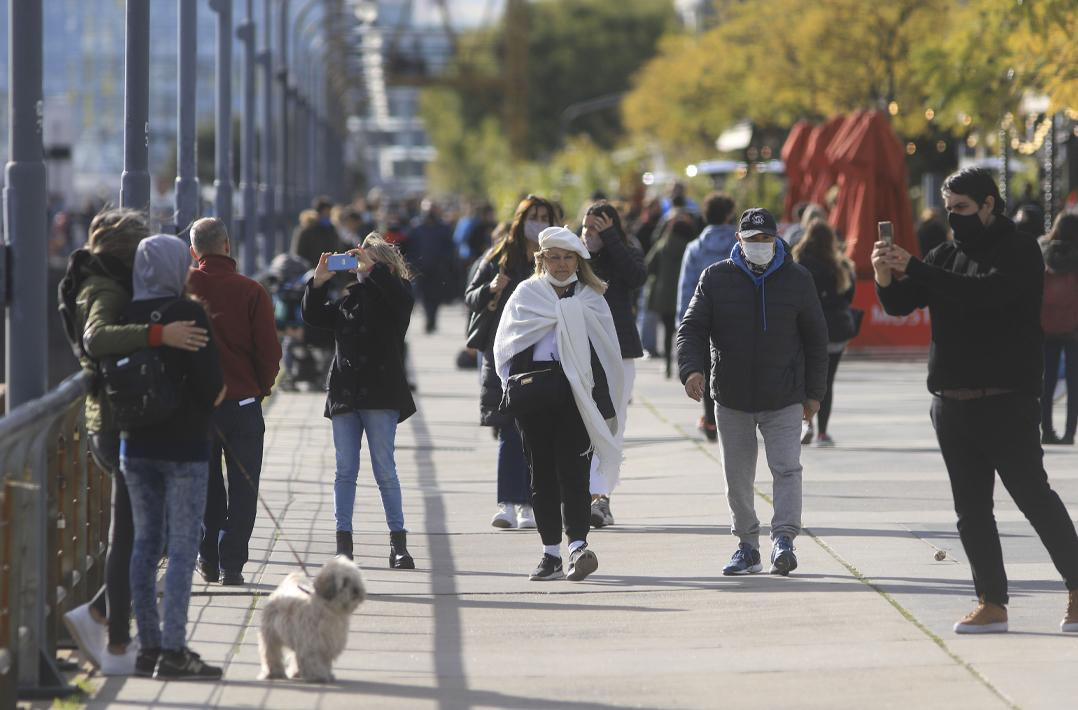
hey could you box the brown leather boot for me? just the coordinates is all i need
[953,599,1007,634]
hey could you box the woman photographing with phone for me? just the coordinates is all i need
[302,234,417,569]
[494,226,624,581]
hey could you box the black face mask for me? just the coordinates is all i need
[948,210,988,250]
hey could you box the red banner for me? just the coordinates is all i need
[847,278,931,350]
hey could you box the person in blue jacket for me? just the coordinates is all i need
[676,193,738,441]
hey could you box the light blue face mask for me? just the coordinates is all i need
[741,241,775,266]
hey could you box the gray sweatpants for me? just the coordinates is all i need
[716,402,803,549]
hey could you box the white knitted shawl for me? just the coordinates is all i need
[493,276,625,485]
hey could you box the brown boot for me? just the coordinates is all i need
[953,599,1008,634]
[1062,590,1078,633]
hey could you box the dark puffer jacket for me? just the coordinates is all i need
[677,240,829,412]
[301,264,416,422]
[589,226,647,358]
[465,255,533,426]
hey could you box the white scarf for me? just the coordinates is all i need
[494,276,625,486]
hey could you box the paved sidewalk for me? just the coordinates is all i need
[77,305,1078,709]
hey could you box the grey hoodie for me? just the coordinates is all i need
[133,234,191,301]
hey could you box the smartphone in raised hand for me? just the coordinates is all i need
[877,221,894,246]
[326,253,359,272]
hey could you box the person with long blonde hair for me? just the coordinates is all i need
[493,226,623,581]
[792,220,857,446]
[302,233,417,569]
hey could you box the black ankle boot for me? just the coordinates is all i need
[336,531,353,560]
[389,531,415,569]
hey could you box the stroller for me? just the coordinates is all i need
[258,253,334,391]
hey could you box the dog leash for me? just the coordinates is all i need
[212,421,312,577]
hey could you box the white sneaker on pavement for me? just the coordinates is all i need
[99,640,140,676]
[490,502,516,529]
[515,504,536,529]
[62,602,106,669]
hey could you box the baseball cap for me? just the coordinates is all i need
[738,208,778,238]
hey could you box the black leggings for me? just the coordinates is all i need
[661,312,676,378]
[88,433,134,647]
[818,351,843,434]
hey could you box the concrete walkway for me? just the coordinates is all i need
[77,305,1078,709]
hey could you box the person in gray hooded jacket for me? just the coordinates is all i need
[677,208,828,577]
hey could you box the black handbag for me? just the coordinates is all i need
[502,363,573,416]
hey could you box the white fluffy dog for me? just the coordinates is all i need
[258,556,366,682]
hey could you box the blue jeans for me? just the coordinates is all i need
[331,410,405,533]
[200,399,265,574]
[497,422,530,504]
[122,456,209,651]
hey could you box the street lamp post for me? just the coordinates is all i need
[238,0,259,273]
[120,0,151,210]
[175,0,199,234]
[260,0,277,256]
[210,0,234,239]
[278,0,291,231]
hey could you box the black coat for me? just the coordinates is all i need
[590,226,647,358]
[301,264,416,422]
[465,254,533,426]
[877,215,1044,396]
[797,254,857,343]
[677,248,829,412]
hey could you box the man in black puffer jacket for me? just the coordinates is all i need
[677,208,828,578]
[874,167,1078,636]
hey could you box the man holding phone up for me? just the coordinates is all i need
[873,167,1078,635]
[678,208,828,576]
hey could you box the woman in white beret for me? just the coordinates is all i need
[493,226,624,581]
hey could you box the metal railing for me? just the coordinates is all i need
[0,371,107,707]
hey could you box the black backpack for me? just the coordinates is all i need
[97,300,185,431]
[57,249,95,361]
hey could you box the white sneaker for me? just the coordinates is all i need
[62,602,106,669]
[515,504,536,529]
[490,502,516,529]
[98,639,140,676]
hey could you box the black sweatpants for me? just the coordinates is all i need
[88,432,134,647]
[930,392,1078,605]
[516,386,593,547]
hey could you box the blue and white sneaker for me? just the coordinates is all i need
[722,543,762,575]
[770,535,798,575]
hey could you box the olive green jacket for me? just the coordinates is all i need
[76,272,151,434]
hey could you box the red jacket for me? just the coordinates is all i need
[188,254,282,399]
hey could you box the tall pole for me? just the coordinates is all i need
[260,0,277,256]
[175,0,199,234]
[120,0,151,210]
[278,0,291,234]
[5,2,50,695]
[238,0,258,273]
[210,0,234,238]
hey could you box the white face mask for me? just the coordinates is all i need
[583,232,603,253]
[523,220,546,243]
[741,241,775,266]
[544,272,579,288]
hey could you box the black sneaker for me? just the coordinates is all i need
[566,544,598,581]
[220,571,244,586]
[529,553,564,581]
[770,535,798,576]
[134,647,160,677]
[195,558,219,584]
[154,647,222,680]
